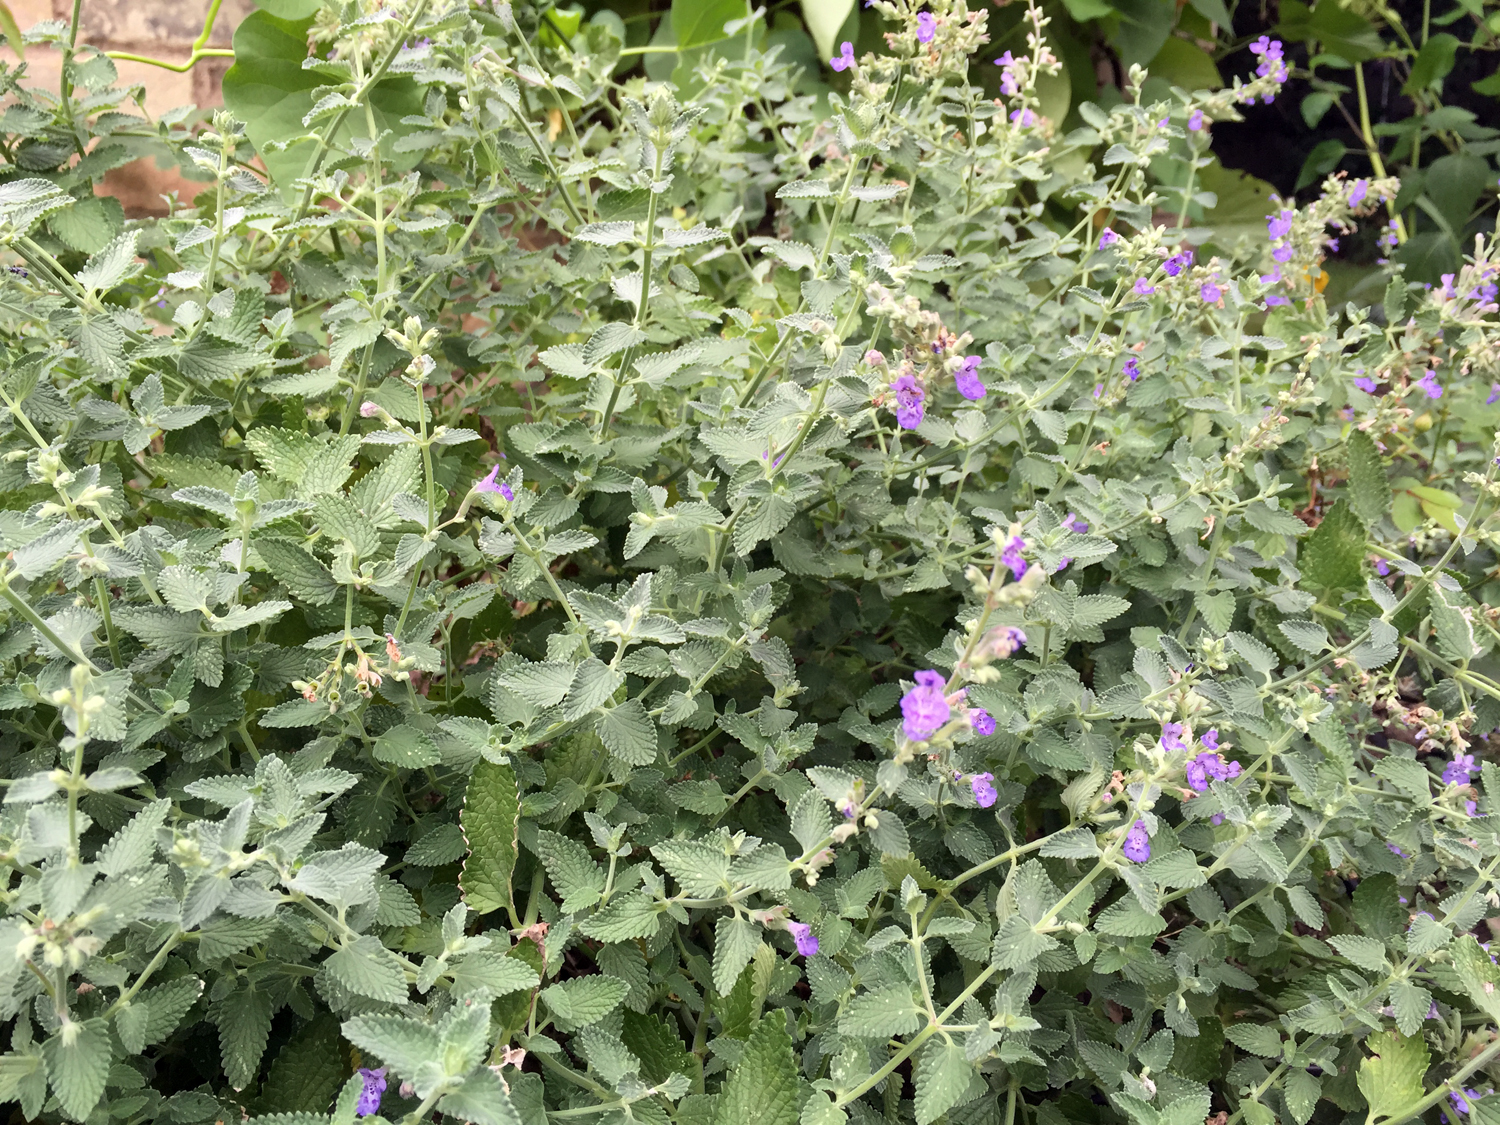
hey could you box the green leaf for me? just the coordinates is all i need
[595,699,658,765]
[540,976,629,1030]
[579,890,661,943]
[1224,1024,1283,1058]
[1346,429,1389,525]
[712,1014,798,1125]
[222,12,423,201]
[212,984,274,1091]
[713,915,760,995]
[139,976,204,1046]
[1452,935,1500,1022]
[1356,1029,1429,1121]
[914,1038,977,1125]
[254,538,341,606]
[533,829,605,913]
[838,986,920,1038]
[1404,33,1459,93]
[341,1015,443,1079]
[1329,934,1389,972]
[324,935,409,1004]
[256,1015,347,1117]
[1299,499,1365,591]
[372,724,442,768]
[671,0,750,49]
[1430,586,1481,662]
[991,915,1059,969]
[75,230,139,293]
[460,759,520,918]
[1283,1069,1320,1125]
[42,1021,110,1121]
[447,951,540,999]
[800,0,854,60]
[437,1065,523,1125]
[0,1,23,57]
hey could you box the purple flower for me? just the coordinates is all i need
[901,670,950,741]
[1374,558,1390,576]
[1348,179,1368,207]
[1200,280,1222,303]
[970,771,997,807]
[891,374,926,430]
[979,625,1027,660]
[954,356,985,400]
[1123,356,1141,381]
[1267,209,1294,240]
[1010,108,1036,127]
[1488,384,1499,405]
[970,710,996,737]
[1444,753,1476,786]
[1188,109,1204,131]
[1354,374,1377,394]
[1446,1088,1484,1119]
[1272,244,1293,263]
[830,41,855,71]
[1123,820,1151,863]
[356,1069,387,1117]
[1164,250,1193,276]
[1388,842,1406,857]
[1417,369,1444,399]
[1186,751,1242,791]
[1133,277,1156,296]
[839,797,857,819]
[1327,238,1340,252]
[1160,722,1187,753]
[7,266,26,278]
[477,465,514,501]
[1099,228,1120,250]
[916,11,936,42]
[1467,800,1479,816]
[1064,513,1089,534]
[1264,295,1291,308]
[359,401,380,418]
[994,52,1021,96]
[1210,813,1224,826]
[1001,536,1027,579]
[1201,728,1219,751]
[1249,36,1287,84]
[788,921,819,957]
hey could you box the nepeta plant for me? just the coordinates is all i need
[0,3,1497,1125]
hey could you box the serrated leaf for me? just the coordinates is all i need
[1299,499,1366,591]
[534,829,605,913]
[713,1013,798,1125]
[838,986,920,1038]
[914,1038,976,1125]
[541,975,628,1030]
[1356,1029,1428,1121]
[324,935,408,1003]
[1346,429,1389,524]
[43,1021,110,1121]
[460,759,519,918]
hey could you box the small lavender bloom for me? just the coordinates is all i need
[1488,384,1500,405]
[1210,813,1224,826]
[1467,800,1479,816]
[1001,536,1028,579]
[7,266,26,278]
[787,921,819,956]
[839,797,857,819]
[1200,279,1222,303]
[994,51,1021,96]
[1348,179,1368,207]
[1264,295,1291,308]
[1188,109,1204,131]
[1159,722,1187,753]
[1163,250,1193,276]
[1327,238,1339,252]
[970,771,998,806]
[1443,753,1476,786]
[1250,36,1287,83]
[901,670,950,741]
[891,373,925,430]
[1201,728,1219,751]
[1093,383,1103,399]
[476,465,515,501]
[1428,1002,1440,1019]
[1417,369,1444,399]
[1354,374,1377,394]
[970,710,996,737]
[1185,757,1210,792]
[1123,820,1151,863]
[359,401,380,418]
[1123,356,1141,382]
[1374,558,1390,576]
[1099,228,1120,249]
[1010,108,1036,127]
[1064,512,1089,533]
[830,41,856,71]
[916,11,936,42]
[356,1068,387,1117]
[1271,244,1293,263]
[1388,842,1406,857]
[1266,209,1294,240]
[1133,277,1156,296]
[954,355,985,400]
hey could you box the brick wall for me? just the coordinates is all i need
[3,0,248,212]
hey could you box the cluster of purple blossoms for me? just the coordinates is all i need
[965,771,998,807]
[892,373,925,429]
[916,11,937,42]
[954,355,986,399]
[1123,819,1152,863]
[1248,37,1287,100]
[1415,369,1444,400]
[901,670,950,741]
[830,41,856,71]
[1443,753,1476,786]
[1441,1088,1489,1122]
[477,465,515,502]
[1438,270,1499,306]
[1010,107,1037,127]
[1163,249,1194,276]
[1001,536,1028,579]
[1377,220,1400,254]
[1185,747,1243,791]
[970,709,996,736]
[787,921,820,957]
[1122,355,1141,382]
[356,1068,387,1117]
[994,51,1022,95]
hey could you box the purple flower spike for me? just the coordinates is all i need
[1159,722,1187,753]
[1444,753,1476,786]
[970,771,998,807]
[954,356,986,400]
[1099,228,1120,250]
[1267,209,1294,240]
[970,710,996,737]
[356,1068,387,1118]
[788,921,819,957]
[916,11,936,42]
[1164,250,1194,276]
[1001,536,1028,579]
[1123,820,1151,863]
[901,670,950,741]
[830,41,856,71]
[892,373,926,430]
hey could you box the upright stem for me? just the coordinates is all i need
[1355,64,1408,244]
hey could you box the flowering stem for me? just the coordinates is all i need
[1354,63,1409,245]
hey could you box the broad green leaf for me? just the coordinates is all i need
[800,0,854,60]
[1346,429,1389,524]
[712,1014,798,1125]
[1299,499,1366,591]
[42,1021,110,1121]
[671,0,750,49]
[914,1038,977,1125]
[460,759,520,917]
[1355,1029,1428,1121]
